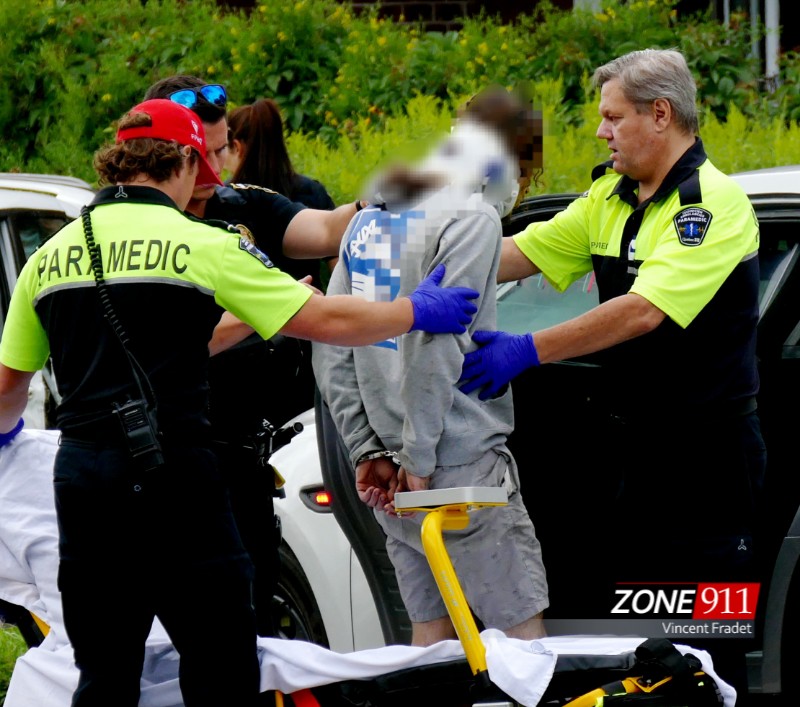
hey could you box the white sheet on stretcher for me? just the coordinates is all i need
[0,430,736,707]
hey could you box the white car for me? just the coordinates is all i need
[0,173,95,429]
[268,409,383,652]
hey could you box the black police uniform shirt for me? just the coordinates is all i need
[289,173,336,212]
[204,182,333,430]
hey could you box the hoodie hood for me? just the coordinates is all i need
[418,119,520,218]
[366,120,520,218]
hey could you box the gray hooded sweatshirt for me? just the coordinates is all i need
[312,121,519,477]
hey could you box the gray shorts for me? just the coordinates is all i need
[375,447,549,629]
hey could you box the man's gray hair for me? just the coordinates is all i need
[592,48,699,135]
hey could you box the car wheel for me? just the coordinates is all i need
[272,543,329,647]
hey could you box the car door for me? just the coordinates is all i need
[0,177,94,428]
[742,192,800,699]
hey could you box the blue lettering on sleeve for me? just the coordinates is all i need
[345,209,422,350]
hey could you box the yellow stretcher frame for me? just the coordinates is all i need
[275,486,510,705]
[394,486,509,679]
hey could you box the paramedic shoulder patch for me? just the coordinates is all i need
[673,207,712,247]
[238,236,274,268]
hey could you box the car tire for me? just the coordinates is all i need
[272,543,329,647]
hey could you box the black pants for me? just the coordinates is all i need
[531,409,766,701]
[605,410,766,701]
[55,441,260,707]
[215,442,281,638]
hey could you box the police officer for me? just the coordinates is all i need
[144,75,354,290]
[459,49,765,699]
[143,75,362,637]
[0,98,478,707]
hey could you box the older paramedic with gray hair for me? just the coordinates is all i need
[459,49,764,699]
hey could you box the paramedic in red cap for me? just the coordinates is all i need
[0,98,480,707]
[116,98,224,189]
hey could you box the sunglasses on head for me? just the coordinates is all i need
[168,84,228,109]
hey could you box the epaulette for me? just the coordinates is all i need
[227,183,278,195]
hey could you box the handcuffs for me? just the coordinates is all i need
[356,449,400,465]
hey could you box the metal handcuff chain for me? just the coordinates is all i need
[80,206,165,472]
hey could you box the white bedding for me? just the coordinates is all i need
[0,430,735,706]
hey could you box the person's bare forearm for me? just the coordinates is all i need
[280,293,414,346]
[208,312,255,356]
[533,293,665,364]
[210,278,320,356]
[283,202,359,259]
[497,237,540,283]
[0,364,34,432]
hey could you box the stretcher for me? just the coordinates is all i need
[272,488,731,707]
[0,431,736,706]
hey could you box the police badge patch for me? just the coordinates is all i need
[673,207,712,246]
[238,236,274,268]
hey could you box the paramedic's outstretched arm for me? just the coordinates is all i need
[459,293,665,399]
[283,264,478,346]
[497,236,541,283]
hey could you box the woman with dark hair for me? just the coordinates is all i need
[226,98,335,211]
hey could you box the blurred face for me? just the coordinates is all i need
[596,78,659,182]
[192,118,229,201]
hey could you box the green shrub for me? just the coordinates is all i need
[0,624,26,703]
[285,93,454,205]
[0,0,798,188]
[701,104,800,173]
[283,77,800,203]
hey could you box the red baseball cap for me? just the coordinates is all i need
[116,99,223,187]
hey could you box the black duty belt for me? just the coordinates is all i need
[60,415,125,446]
[60,416,205,447]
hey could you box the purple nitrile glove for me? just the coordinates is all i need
[408,264,479,335]
[459,330,539,400]
[0,418,24,449]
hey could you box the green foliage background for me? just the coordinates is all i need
[0,625,25,704]
[2,0,800,201]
